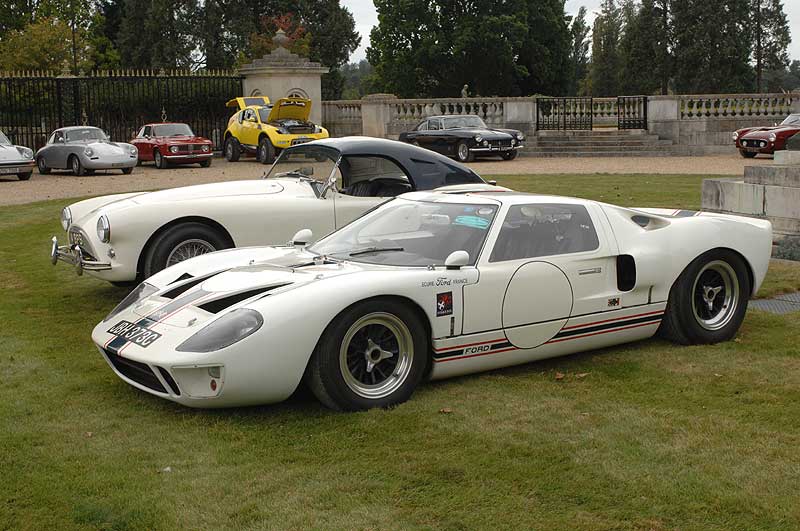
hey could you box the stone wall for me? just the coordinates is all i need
[321,93,800,151]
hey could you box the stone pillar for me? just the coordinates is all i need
[647,96,680,142]
[237,30,329,124]
[360,94,397,138]
[503,98,536,135]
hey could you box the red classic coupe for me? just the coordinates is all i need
[733,114,800,158]
[131,123,214,168]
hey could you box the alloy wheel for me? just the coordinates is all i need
[691,260,740,331]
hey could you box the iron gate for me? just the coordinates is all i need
[536,97,593,131]
[0,71,243,150]
[617,96,648,130]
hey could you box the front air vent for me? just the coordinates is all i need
[196,284,289,314]
[161,275,206,299]
[169,273,194,285]
[157,366,181,396]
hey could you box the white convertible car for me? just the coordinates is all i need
[51,137,487,285]
[92,190,772,411]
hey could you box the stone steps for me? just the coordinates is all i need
[525,129,679,157]
[520,149,686,158]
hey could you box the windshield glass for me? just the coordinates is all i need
[781,115,800,126]
[258,107,273,123]
[264,145,339,184]
[152,123,194,137]
[310,198,499,266]
[0,132,9,145]
[443,116,486,129]
[65,128,107,142]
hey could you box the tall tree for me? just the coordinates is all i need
[589,0,622,96]
[117,0,197,69]
[567,6,591,96]
[516,0,572,96]
[618,0,670,95]
[751,0,791,92]
[672,0,753,93]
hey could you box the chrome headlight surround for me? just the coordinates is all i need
[129,145,138,156]
[516,132,525,141]
[104,282,157,322]
[201,144,210,152]
[20,147,33,159]
[769,133,777,142]
[96,215,111,243]
[84,147,94,157]
[732,131,739,141]
[61,207,72,231]
[177,309,264,353]
[474,134,483,143]
[169,145,179,153]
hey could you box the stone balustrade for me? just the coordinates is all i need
[321,92,800,151]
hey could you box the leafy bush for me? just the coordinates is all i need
[775,236,800,261]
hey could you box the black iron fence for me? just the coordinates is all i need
[536,97,593,131]
[618,96,648,130]
[0,70,243,150]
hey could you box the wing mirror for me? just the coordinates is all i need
[444,250,470,270]
[488,180,497,186]
[290,228,313,247]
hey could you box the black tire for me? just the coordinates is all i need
[70,155,85,176]
[256,136,275,164]
[122,167,133,175]
[224,136,240,162]
[501,150,518,161]
[36,157,50,174]
[199,159,212,168]
[739,150,757,159]
[154,149,168,169]
[17,171,32,181]
[142,222,231,277]
[304,298,429,411]
[455,140,474,163]
[136,158,143,166]
[658,249,751,345]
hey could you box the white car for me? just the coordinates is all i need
[91,190,772,411]
[51,137,488,285]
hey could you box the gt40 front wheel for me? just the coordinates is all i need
[305,299,429,411]
[658,249,751,345]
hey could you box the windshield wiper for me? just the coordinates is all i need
[274,171,310,179]
[347,246,404,257]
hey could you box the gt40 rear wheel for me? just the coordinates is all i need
[658,249,750,345]
[305,299,429,411]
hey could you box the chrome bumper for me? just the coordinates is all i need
[163,152,213,159]
[470,144,523,153]
[50,236,111,275]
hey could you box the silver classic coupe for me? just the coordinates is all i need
[0,130,35,180]
[35,126,138,175]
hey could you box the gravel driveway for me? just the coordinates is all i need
[0,154,771,207]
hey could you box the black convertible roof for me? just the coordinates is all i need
[292,136,486,190]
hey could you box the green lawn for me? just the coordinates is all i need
[3,176,800,530]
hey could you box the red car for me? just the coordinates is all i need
[131,123,214,168]
[733,114,800,158]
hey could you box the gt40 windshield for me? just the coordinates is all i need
[310,199,498,266]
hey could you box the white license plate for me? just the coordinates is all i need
[107,320,162,348]
[0,167,21,174]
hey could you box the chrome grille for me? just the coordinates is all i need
[68,227,98,260]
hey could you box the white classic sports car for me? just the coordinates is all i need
[51,137,487,285]
[92,190,772,411]
[0,130,35,180]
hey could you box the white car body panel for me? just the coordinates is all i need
[90,192,773,408]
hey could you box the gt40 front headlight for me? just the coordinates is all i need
[96,215,110,243]
[61,207,72,231]
[104,282,157,322]
[177,309,263,353]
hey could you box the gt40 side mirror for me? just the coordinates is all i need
[445,250,469,270]
[291,228,313,247]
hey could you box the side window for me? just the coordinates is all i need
[416,120,428,131]
[338,156,412,198]
[490,203,599,263]
[238,111,245,124]
[47,133,56,144]
[429,119,440,131]
[142,126,151,137]
[54,131,64,143]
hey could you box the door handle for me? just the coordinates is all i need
[578,267,602,275]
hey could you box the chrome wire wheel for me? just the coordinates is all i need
[691,260,740,331]
[166,238,216,267]
[339,312,414,400]
[457,143,469,161]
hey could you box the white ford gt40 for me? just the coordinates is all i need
[92,190,772,411]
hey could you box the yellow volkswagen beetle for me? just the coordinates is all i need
[223,96,329,164]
